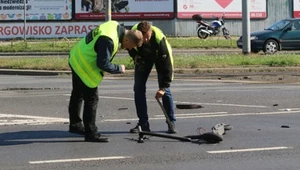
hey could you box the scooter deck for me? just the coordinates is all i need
[137,123,232,144]
[139,131,192,142]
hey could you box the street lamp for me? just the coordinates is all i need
[23,0,26,41]
[242,0,250,54]
[105,0,111,21]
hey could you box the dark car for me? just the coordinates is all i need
[237,18,300,54]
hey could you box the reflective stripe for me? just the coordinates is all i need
[166,40,174,80]
[152,26,174,80]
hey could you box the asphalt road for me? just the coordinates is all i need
[0,75,300,170]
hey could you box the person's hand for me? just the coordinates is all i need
[120,64,125,73]
[155,89,165,99]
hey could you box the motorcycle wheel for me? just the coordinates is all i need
[222,28,231,39]
[197,28,209,39]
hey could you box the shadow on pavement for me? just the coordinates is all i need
[0,130,83,146]
[0,130,138,146]
[0,130,180,145]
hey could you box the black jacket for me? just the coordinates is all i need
[128,29,173,89]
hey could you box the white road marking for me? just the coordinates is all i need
[207,146,293,154]
[96,96,267,108]
[55,94,269,108]
[0,92,68,98]
[154,112,228,117]
[278,108,300,111]
[3,109,300,125]
[29,156,132,164]
[102,118,139,122]
[177,79,268,83]
[99,96,134,101]
[173,101,267,108]
[0,113,68,126]
[103,110,300,122]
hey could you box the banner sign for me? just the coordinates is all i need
[177,0,267,19]
[75,0,174,20]
[0,21,139,39]
[294,0,300,18]
[0,0,72,21]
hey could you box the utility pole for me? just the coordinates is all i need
[242,0,251,54]
[105,0,111,21]
[23,0,27,41]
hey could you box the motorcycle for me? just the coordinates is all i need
[192,14,230,39]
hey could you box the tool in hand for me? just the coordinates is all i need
[155,97,172,127]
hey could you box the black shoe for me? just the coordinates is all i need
[129,124,139,133]
[129,123,150,133]
[69,124,85,135]
[85,133,109,143]
[167,122,177,134]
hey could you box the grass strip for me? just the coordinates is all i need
[0,54,298,70]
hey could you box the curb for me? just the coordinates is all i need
[2,68,300,84]
[0,69,70,76]
[0,49,241,57]
[1,67,300,77]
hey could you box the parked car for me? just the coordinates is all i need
[237,18,300,54]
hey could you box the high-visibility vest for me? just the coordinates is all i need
[131,24,174,80]
[131,24,173,57]
[131,24,167,48]
[69,21,119,88]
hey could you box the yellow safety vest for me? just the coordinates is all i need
[131,24,174,80]
[69,21,119,88]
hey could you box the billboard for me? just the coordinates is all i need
[0,0,72,21]
[0,21,140,39]
[75,0,174,20]
[177,0,267,19]
[294,0,300,18]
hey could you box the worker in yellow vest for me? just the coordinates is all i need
[127,21,177,134]
[68,20,143,142]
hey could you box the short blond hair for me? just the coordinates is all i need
[125,30,143,47]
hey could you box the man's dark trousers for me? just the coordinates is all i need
[68,69,99,134]
[134,58,176,126]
